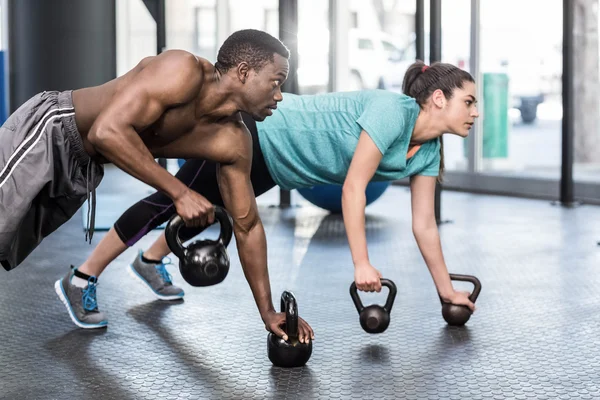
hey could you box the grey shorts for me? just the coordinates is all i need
[0,90,103,271]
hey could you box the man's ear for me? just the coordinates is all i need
[236,62,250,84]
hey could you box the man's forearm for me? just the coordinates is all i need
[413,225,454,299]
[89,124,188,200]
[234,221,275,317]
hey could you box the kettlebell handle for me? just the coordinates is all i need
[349,278,397,313]
[280,291,299,340]
[165,206,233,260]
[214,207,233,247]
[439,273,482,305]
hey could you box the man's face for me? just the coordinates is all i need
[243,53,289,121]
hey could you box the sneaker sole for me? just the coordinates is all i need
[54,280,108,329]
[127,264,184,301]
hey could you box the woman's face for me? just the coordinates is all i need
[442,81,479,138]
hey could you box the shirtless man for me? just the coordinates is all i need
[0,29,313,341]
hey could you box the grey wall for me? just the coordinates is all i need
[8,0,116,112]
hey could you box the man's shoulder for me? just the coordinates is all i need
[144,50,206,79]
[157,49,200,63]
[217,117,253,164]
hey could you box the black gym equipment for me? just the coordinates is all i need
[267,291,312,368]
[165,206,233,287]
[349,279,397,334]
[440,273,482,326]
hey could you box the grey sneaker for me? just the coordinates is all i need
[127,250,184,300]
[54,267,108,329]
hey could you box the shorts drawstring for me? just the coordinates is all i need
[85,161,96,243]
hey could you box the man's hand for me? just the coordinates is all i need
[173,188,215,227]
[354,261,383,292]
[262,310,314,344]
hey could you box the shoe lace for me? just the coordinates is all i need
[82,276,100,312]
[155,257,173,285]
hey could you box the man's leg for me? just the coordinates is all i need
[58,158,214,328]
[0,92,71,270]
[0,89,108,329]
[142,228,174,262]
[77,227,128,280]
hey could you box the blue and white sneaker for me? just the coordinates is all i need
[127,250,184,300]
[55,268,108,329]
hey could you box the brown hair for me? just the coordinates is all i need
[402,60,474,182]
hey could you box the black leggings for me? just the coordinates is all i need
[114,114,277,246]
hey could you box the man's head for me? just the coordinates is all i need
[216,29,290,121]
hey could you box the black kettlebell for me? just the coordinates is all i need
[165,206,233,287]
[350,279,397,334]
[267,291,312,368]
[440,273,482,326]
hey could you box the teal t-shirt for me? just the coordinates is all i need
[256,90,440,190]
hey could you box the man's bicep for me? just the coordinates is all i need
[217,133,258,232]
[218,163,259,232]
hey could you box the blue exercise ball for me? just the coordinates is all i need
[297,181,390,213]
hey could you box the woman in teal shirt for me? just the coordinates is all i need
[59,61,479,343]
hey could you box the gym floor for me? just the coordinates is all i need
[1,178,599,399]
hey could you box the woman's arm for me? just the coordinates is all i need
[410,174,475,310]
[342,130,384,292]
